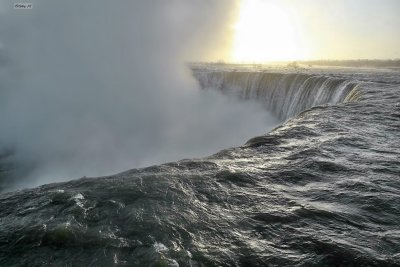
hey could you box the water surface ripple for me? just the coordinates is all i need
[1,67,399,266]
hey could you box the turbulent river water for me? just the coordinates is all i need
[1,65,400,266]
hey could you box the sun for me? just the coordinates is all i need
[232,0,305,63]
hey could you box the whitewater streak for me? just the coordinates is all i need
[194,69,361,120]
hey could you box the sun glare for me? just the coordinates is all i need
[232,0,305,63]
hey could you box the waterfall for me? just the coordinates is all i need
[194,71,360,121]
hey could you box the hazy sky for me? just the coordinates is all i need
[288,0,400,60]
[229,0,400,62]
[1,0,399,62]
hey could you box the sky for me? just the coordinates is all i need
[1,0,399,62]
[229,0,400,62]
[289,0,400,60]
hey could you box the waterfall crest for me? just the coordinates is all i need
[195,71,360,120]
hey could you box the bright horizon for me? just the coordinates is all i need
[224,0,400,63]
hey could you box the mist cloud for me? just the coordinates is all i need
[0,0,277,190]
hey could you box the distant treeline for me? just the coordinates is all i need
[193,59,400,68]
[299,59,400,68]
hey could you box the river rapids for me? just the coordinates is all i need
[1,65,399,266]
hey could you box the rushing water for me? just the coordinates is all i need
[1,66,399,266]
